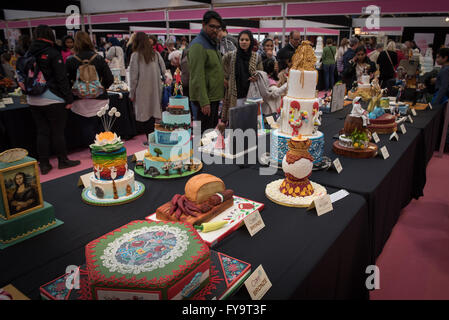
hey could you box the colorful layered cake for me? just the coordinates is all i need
[0,149,63,249]
[266,136,327,207]
[156,174,234,226]
[85,220,210,300]
[271,41,324,165]
[139,93,201,178]
[82,105,145,205]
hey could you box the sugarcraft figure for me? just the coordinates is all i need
[351,97,370,126]
[173,68,183,97]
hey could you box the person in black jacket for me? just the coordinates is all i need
[24,25,80,174]
[377,41,398,88]
[66,31,114,145]
[342,45,377,90]
[276,30,301,71]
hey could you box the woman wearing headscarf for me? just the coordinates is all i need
[222,30,263,122]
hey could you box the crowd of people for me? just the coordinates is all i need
[1,10,449,174]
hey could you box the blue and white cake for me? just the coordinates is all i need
[143,96,194,177]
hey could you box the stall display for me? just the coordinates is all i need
[81,106,145,206]
[333,98,378,158]
[266,136,327,207]
[271,41,325,166]
[85,220,210,300]
[135,74,202,179]
[0,148,63,249]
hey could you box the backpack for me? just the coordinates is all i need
[71,54,104,99]
[15,51,48,96]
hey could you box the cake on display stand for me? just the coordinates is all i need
[146,174,264,247]
[81,106,145,206]
[135,68,202,179]
[270,40,330,171]
[266,136,327,208]
[333,98,378,159]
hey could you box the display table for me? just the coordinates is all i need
[0,93,137,157]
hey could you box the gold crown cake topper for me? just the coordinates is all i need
[291,40,317,71]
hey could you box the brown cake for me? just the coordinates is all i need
[156,174,234,225]
[367,114,397,134]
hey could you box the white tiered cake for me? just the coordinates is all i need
[271,41,324,166]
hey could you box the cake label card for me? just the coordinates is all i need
[333,158,343,174]
[0,101,5,108]
[78,173,94,188]
[132,149,147,162]
[389,132,399,141]
[372,132,380,144]
[400,124,407,134]
[243,210,265,237]
[411,108,417,116]
[408,115,414,123]
[330,189,350,203]
[428,103,433,110]
[313,194,333,216]
[265,116,276,127]
[380,146,390,159]
[2,98,13,105]
[244,265,272,300]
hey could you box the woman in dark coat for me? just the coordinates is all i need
[342,45,377,90]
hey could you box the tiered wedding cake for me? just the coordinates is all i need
[271,40,324,165]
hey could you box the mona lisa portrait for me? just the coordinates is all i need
[0,161,43,219]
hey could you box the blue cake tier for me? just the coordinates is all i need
[145,132,193,176]
[271,129,324,165]
[161,111,191,127]
[154,126,191,146]
[169,96,189,111]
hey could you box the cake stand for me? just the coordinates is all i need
[265,180,327,208]
[81,181,145,206]
[332,141,378,159]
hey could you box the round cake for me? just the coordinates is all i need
[90,132,127,180]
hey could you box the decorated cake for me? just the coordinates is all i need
[271,41,324,166]
[266,136,327,207]
[85,220,210,300]
[139,69,202,178]
[0,148,63,249]
[367,107,397,134]
[333,98,378,158]
[82,105,144,205]
[156,174,234,226]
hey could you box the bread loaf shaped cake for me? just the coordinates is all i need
[156,174,234,225]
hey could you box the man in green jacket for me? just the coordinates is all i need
[188,10,224,132]
[322,38,337,92]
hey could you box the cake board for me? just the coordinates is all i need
[0,201,63,250]
[81,181,145,206]
[146,196,264,247]
[265,180,327,208]
[332,141,378,159]
[134,160,203,179]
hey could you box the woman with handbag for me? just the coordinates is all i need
[106,37,126,80]
[222,30,263,122]
[377,41,398,88]
[322,38,337,93]
[129,32,166,142]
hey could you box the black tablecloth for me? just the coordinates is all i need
[0,93,137,157]
[0,157,370,300]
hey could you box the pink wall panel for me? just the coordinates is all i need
[288,0,449,16]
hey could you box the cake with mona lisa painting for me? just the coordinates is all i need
[81,105,145,206]
[0,148,63,249]
[266,136,327,207]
